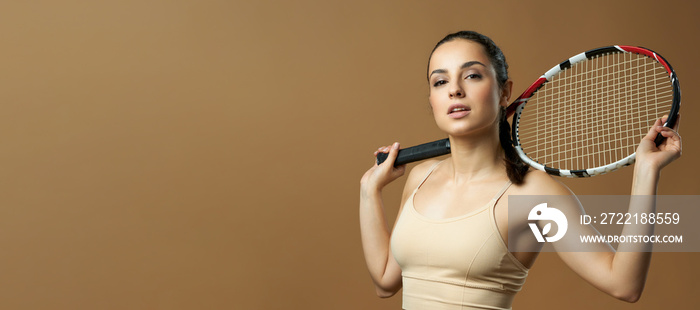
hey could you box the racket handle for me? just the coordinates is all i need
[376,139,451,167]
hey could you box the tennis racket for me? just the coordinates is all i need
[376,45,681,177]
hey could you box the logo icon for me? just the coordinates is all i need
[528,203,568,242]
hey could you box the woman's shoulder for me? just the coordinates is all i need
[402,159,444,192]
[511,169,573,196]
[410,158,443,176]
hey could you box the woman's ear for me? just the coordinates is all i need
[500,80,513,107]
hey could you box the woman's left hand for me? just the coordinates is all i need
[635,115,682,171]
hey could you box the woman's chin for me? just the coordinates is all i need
[439,124,497,140]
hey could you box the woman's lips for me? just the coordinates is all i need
[448,110,470,118]
[447,104,471,119]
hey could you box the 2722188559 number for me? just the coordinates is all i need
[596,213,680,225]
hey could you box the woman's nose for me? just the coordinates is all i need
[449,86,465,98]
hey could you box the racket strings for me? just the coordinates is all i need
[517,52,672,171]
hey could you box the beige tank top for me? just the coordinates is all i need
[391,161,529,310]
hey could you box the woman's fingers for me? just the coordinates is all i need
[385,142,406,176]
[637,115,682,170]
[374,145,392,157]
[660,114,680,131]
[658,127,682,148]
[365,143,405,189]
[643,114,681,144]
[379,142,400,167]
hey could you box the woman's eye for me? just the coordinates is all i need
[433,80,446,87]
[465,73,482,79]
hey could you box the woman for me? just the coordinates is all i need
[359,31,682,309]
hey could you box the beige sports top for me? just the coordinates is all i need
[391,161,529,310]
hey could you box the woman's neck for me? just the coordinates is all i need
[446,128,505,184]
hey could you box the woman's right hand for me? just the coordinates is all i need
[360,142,406,192]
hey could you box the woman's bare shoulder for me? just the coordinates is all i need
[402,159,443,193]
[511,169,574,196]
[410,158,442,176]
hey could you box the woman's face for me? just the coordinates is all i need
[427,39,509,138]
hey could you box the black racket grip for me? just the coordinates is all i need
[376,139,451,167]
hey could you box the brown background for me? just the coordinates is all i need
[1,0,698,309]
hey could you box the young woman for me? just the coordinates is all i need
[359,31,682,309]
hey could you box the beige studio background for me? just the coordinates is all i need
[1,0,699,309]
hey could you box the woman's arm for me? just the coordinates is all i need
[359,186,403,297]
[359,143,439,297]
[608,116,682,300]
[555,116,682,302]
[359,143,406,297]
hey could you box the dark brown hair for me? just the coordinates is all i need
[429,31,529,184]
